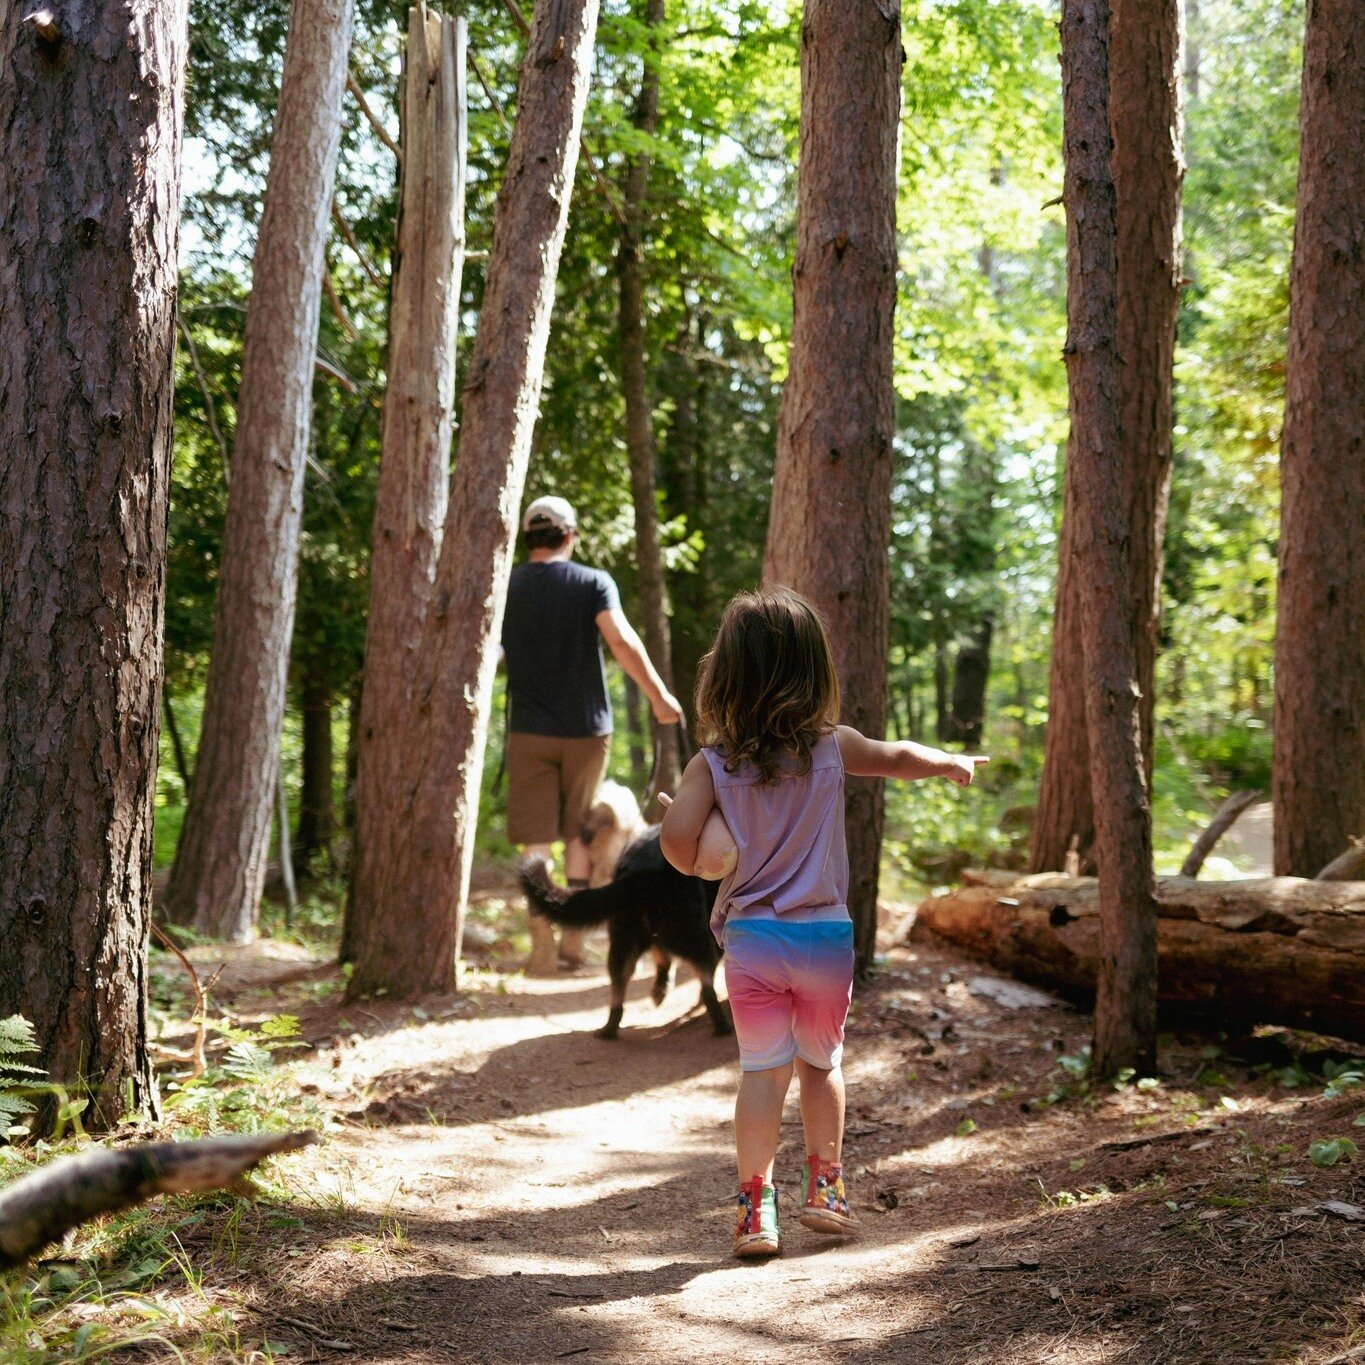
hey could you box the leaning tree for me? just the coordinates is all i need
[0,0,188,1126]
[164,0,356,941]
[763,0,902,974]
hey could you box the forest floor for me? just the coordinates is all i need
[13,878,1365,1365]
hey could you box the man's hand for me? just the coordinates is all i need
[652,689,684,724]
[943,754,989,787]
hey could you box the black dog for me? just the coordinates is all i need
[519,832,732,1040]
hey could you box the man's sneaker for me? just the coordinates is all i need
[733,1175,780,1258]
[798,1154,860,1235]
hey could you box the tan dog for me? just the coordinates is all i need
[578,780,648,887]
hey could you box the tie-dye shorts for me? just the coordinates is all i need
[721,911,855,1072]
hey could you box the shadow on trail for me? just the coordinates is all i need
[352,988,737,1130]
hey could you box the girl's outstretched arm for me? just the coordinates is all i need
[836,725,988,787]
[660,752,721,875]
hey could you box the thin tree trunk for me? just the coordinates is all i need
[163,693,192,790]
[164,0,355,941]
[762,0,901,976]
[933,636,951,746]
[345,8,467,969]
[0,0,187,1127]
[617,0,680,815]
[1061,0,1158,1077]
[624,675,648,790]
[949,613,993,749]
[1033,0,1182,875]
[296,658,336,870]
[347,0,602,1001]
[1273,0,1365,877]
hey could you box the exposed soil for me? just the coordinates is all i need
[127,889,1365,1361]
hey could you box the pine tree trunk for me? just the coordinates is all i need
[763,0,901,975]
[618,0,680,814]
[295,659,335,870]
[347,0,602,1001]
[1273,0,1365,878]
[164,0,355,941]
[1061,0,1158,1077]
[345,9,467,970]
[0,0,187,1127]
[1033,0,1182,875]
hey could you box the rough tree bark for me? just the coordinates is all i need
[617,0,681,814]
[763,0,902,976]
[164,0,355,941]
[347,0,602,1000]
[344,6,467,969]
[0,0,187,1127]
[1272,0,1365,878]
[1060,0,1158,1077]
[1032,0,1183,876]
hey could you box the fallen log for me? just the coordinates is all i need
[912,871,1365,1041]
[0,1130,318,1269]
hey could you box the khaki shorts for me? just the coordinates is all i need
[506,732,612,846]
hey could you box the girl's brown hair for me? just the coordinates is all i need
[694,587,841,783]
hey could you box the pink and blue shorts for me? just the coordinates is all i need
[722,910,855,1072]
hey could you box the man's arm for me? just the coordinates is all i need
[596,607,683,723]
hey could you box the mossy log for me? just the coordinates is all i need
[912,871,1365,1040]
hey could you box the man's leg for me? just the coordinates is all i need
[557,735,613,969]
[506,734,566,977]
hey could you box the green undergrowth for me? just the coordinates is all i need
[1,1005,333,1362]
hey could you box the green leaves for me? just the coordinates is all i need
[1308,1138,1358,1168]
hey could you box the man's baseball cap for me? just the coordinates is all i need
[522,495,577,534]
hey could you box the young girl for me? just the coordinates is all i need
[660,588,986,1258]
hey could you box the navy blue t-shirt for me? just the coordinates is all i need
[502,560,621,737]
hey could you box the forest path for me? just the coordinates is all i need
[200,909,1364,1365]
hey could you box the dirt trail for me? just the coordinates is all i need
[183,913,1363,1365]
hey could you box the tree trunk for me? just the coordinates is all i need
[345,8,467,970]
[164,0,355,941]
[1060,0,1158,1077]
[624,675,648,790]
[163,693,192,791]
[949,613,993,748]
[933,635,951,746]
[1272,0,1365,878]
[347,0,602,1001]
[617,0,680,816]
[762,0,901,976]
[296,659,336,870]
[0,0,187,1127]
[913,871,1365,1043]
[1032,0,1182,878]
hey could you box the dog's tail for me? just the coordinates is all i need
[518,857,637,929]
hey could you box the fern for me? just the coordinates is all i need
[0,1015,46,1136]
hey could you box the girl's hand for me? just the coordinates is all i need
[944,754,989,787]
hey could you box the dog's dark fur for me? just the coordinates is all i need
[520,832,732,1040]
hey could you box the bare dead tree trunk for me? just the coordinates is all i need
[0,0,187,1127]
[164,0,355,941]
[1033,0,1182,877]
[1061,0,1158,1077]
[347,0,602,1000]
[617,0,681,815]
[344,7,467,970]
[1272,0,1365,878]
[763,0,901,976]
[949,613,993,749]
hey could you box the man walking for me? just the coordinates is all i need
[502,495,682,973]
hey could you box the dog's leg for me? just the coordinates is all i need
[699,967,733,1037]
[598,937,639,1040]
[649,945,672,1006]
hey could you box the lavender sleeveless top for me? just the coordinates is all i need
[702,732,849,941]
